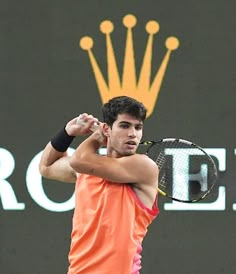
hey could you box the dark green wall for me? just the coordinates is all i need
[0,1,235,273]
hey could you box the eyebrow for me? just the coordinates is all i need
[118,121,143,126]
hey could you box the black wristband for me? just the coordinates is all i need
[50,127,75,152]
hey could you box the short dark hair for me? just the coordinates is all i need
[102,96,147,126]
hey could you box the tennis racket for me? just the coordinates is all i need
[76,116,218,203]
[140,138,218,203]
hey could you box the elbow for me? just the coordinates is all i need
[69,154,83,173]
[39,164,49,178]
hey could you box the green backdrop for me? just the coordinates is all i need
[0,1,235,273]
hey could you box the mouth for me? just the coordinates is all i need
[125,141,137,147]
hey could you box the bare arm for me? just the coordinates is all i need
[39,142,76,183]
[70,131,159,186]
[39,114,99,183]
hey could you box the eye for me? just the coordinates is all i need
[120,124,129,129]
[135,125,143,130]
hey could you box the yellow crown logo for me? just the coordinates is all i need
[80,14,179,117]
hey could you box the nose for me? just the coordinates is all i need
[128,127,136,137]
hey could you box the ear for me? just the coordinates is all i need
[103,123,110,137]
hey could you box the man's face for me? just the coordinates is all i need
[105,113,143,157]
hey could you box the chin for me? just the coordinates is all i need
[123,150,136,156]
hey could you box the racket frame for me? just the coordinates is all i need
[140,138,218,203]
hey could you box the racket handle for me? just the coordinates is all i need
[76,115,99,132]
[157,188,166,196]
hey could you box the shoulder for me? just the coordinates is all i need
[124,155,159,191]
[121,153,157,167]
[119,153,159,178]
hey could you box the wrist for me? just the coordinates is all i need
[91,131,105,146]
[51,127,75,152]
[64,125,75,137]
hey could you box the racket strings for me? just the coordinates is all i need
[159,174,168,188]
[147,140,217,202]
[154,151,166,168]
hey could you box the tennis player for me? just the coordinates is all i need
[39,96,159,274]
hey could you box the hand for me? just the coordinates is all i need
[65,113,99,136]
[92,127,107,146]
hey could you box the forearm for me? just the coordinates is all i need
[39,113,100,181]
[39,125,76,181]
[39,142,67,171]
[39,126,74,170]
[70,132,103,173]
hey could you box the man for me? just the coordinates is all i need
[39,96,159,274]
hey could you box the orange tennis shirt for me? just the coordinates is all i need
[67,174,159,274]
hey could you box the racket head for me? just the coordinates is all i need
[141,138,218,203]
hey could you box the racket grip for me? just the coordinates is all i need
[76,116,99,132]
[157,188,166,196]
